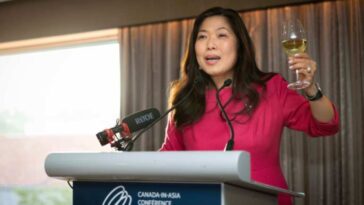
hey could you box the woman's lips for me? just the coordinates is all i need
[205,55,221,65]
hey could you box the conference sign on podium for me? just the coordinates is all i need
[74,181,221,205]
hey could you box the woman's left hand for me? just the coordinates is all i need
[288,53,318,95]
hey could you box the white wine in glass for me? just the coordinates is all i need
[282,39,307,56]
[281,19,310,90]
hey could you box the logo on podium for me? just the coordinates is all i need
[102,185,132,205]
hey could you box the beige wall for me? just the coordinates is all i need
[0,0,317,43]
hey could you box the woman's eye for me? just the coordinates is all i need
[197,35,206,40]
[218,33,228,38]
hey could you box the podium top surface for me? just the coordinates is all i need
[45,151,304,198]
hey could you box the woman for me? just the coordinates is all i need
[160,7,339,205]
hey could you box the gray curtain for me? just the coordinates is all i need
[119,0,363,204]
[242,1,363,205]
[119,20,194,150]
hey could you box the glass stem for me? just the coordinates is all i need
[295,69,299,81]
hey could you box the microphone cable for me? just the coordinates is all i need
[215,79,235,151]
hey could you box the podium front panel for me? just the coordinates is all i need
[74,181,221,205]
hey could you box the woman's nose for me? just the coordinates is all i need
[207,37,217,50]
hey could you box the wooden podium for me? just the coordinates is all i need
[44,151,304,205]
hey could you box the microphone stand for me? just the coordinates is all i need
[113,136,133,151]
[120,78,202,151]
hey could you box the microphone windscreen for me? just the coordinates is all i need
[122,108,161,132]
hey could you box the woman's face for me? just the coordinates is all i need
[195,16,238,88]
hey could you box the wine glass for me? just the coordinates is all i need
[281,19,310,90]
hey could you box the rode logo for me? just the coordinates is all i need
[102,186,132,205]
[134,113,155,125]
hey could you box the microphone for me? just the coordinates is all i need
[122,77,203,151]
[96,108,161,147]
[215,79,235,151]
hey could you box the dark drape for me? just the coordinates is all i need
[119,0,363,204]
